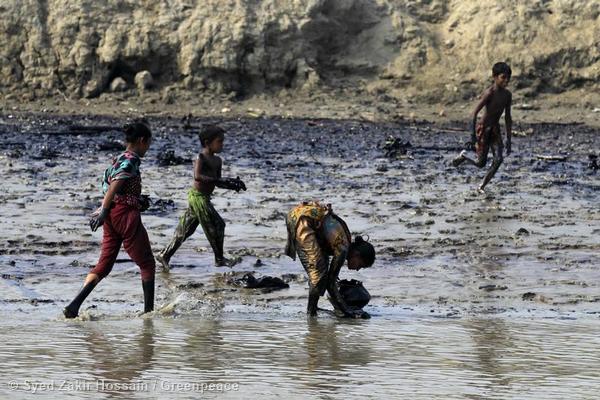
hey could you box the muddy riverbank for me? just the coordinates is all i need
[0,112,599,398]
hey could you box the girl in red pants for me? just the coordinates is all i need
[64,120,156,318]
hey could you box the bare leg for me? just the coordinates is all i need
[63,274,100,318]
[122,218,156,313]
[461,153,487,169]
[452,150,467,167]
[84,273,100,286]
[157,208,199,272]
[479,140,504,191]
[197,202,228,266]
[307,286,320,317]
[295,219,329,316]
[65,218,120,318]
[142,280,154,313]
[459,125,490,169]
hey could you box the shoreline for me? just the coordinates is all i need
[2,89,599,129]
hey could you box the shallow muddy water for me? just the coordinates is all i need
[0,114,599,398]
[2,317,600,399]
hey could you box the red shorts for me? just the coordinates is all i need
[90,203,155,281]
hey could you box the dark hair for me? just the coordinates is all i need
[124,119,152,143]
[200,124,225,147]
[349,236,376,267]
[492,62,512,78]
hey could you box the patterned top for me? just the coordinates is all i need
[285,201,351,260]
[101,151,142,208]
[286,201,329,231]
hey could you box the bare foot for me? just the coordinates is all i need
[155,253,170,273]
[451,150,467,167]
[215,257,233,267]
[63,306,78,319]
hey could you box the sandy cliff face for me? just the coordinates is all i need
[0,0,598,102]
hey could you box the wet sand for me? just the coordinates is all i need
[0,113,599,398]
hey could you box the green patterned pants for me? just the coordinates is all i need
[160,189,225,262]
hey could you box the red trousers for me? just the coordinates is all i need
[90,203,155,281]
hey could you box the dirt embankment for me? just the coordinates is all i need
[1,1,599,124]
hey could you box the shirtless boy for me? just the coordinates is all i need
[452,62,513,192]
[156,125,246,270]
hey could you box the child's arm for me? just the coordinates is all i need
[505,93,513,156]
[90,179,126,231]
[213,158,247,192]
[326,252,368,318]
[470,88,493,143]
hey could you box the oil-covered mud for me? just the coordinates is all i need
[0,113,599,399]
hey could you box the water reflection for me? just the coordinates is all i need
[183,319,225,372]
[77,319,155,397]
[2,316,600,399]
[466,318,514,391]
[304,319,372,371]
[299,318,372,395]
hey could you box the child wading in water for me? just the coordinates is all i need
[64,120,156,318]
[156,125,246,271]
[452,62,513,192]
[285,201,376,318]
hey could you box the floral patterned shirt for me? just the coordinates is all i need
[101,150,142,208]
[285,201,351,261]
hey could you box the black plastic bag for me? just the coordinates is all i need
[338,279,371,309]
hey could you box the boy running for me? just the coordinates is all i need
[452,62,513,192]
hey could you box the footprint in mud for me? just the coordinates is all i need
[479,284,508,292]
[176,282,204,290]
[522,292,551,304]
